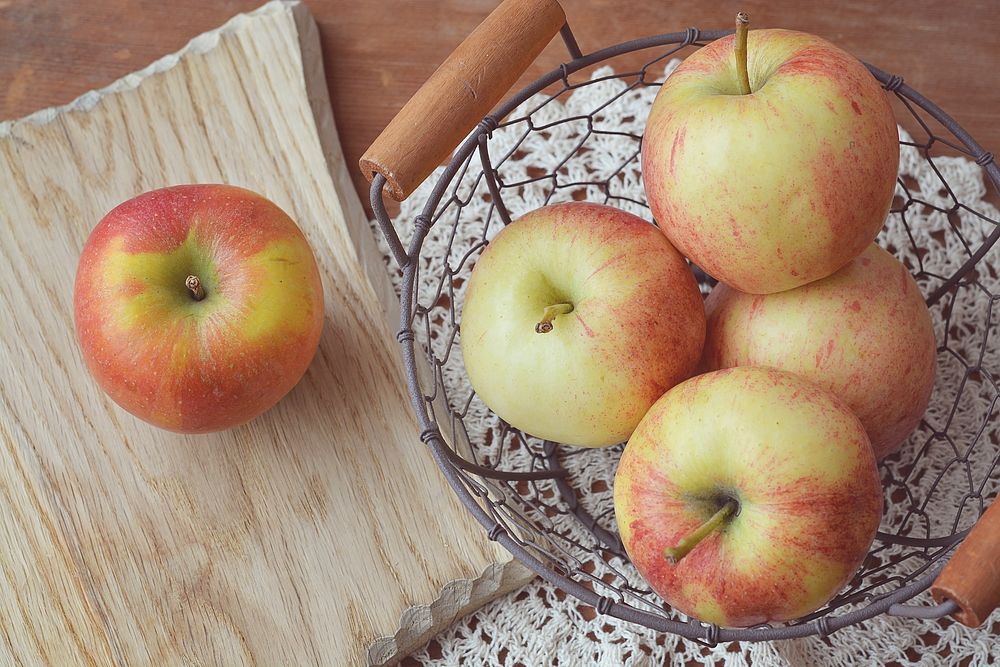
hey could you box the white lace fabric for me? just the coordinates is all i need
[371,61,1000,665]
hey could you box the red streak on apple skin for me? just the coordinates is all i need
[82,306,318,434]
[674,56,716,75]
[624,471,881,627]
[798,42,897,261]
[504,202,705,438]
[585,252,628,281]
[119,278,145,297]
[814,338,835,368]
[762,467,882,559]
[74,184,324,433]
[728,216,742,242]
[669,126,686,176]
[702,246,937,459]
[777,45,856,81]
[645,29,898,294]
[617,369,883,627]
[574,313,596,338]
[89,184,304,258]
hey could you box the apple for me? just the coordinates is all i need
[615,366,883,627]
[701,243,936,460]
[460,201,705,448]
[74,184,324,433]
[641,17,899,294]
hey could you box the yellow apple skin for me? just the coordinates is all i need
[642,29,899,294]
[74,185,324,433]
[702,244,936,460]
[460,202,705,448]
[615,367,882,627]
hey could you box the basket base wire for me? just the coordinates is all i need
[372,26,1000,641]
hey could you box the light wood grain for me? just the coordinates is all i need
[3,1,997,213]
[0,2,530,665]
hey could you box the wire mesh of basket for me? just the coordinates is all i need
[364,3,1000,645]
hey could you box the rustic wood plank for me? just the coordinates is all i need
[1,1,997,209]
[0,3,530,664]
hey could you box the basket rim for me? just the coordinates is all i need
[373,26,1000,643]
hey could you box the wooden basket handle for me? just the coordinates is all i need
[930,498,1000,626]
[359,0,567,202]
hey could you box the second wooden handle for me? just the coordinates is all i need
[360,0,567,202]
[930,498,1000,626]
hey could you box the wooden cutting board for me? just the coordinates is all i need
[0,2,531,664]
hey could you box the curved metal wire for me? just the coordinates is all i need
[889,599,960,620]
[370,27,1000,642]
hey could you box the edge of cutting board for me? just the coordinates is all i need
[285,12,536,663]
[0,1,533,663]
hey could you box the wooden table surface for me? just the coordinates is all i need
[2,0,998,210]
[1,1,998,662]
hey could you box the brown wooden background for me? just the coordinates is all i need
[1,1,998,663]
[2,0,998,208]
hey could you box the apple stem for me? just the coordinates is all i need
[664,499,739,564]
[735,12,752,95]
[185,275,206,301]
[535,302,574,334]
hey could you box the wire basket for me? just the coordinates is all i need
[363,0,1000,644]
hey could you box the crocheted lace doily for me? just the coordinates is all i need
[371,60,1000,666]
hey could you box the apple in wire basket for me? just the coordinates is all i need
[459,202,705,447]
[641,14,899,294]
[702,244,937,460]
[74,185,324,433]
[614,367,882,627]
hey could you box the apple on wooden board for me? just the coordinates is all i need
[74,184,324,433]
[702,243,936,460]
[642,14,899,294]
[614,367,882,627]
[460,201,705,448]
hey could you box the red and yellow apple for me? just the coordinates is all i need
[701,243,936,460]
[74,184,324,433]
[614,367,882,627]
[641,24,899,294]
[460,202,705,447]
